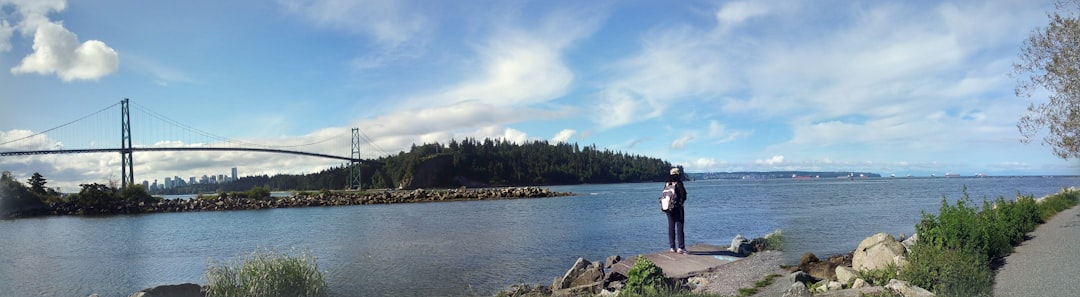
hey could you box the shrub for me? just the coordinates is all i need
[620,256,668,297]
[858,263,899,286]
[900,245,991,297]
[205,248,326,297]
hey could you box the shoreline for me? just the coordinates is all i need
[5,186,573,218]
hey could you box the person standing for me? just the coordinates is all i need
[665,167,688,254]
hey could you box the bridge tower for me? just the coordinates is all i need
[348,128,362,190]
[120,98,134,188]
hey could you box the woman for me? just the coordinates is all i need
[665,167,688,254]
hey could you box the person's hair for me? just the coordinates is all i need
[666,174,681,182]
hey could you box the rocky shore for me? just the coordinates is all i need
[46,187,572,216]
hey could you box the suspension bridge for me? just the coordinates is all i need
[0,99,375,190]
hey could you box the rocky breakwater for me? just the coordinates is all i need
[48,187,573,215]
[780,232,933,297]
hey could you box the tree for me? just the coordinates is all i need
[1014,0,1080,159]
[27,172,47,196]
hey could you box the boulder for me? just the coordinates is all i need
[827,281,843,291]
[788,271,814,285]
[901,233,918,250]
[835,266,859,284]
[729,234,751,255]
[885,279,934,297]
[551,258,604,295]
[128,283,203,297]
[605,255,621,269]
[852,233,907,272]
[850,278,869,289]
[782,282,813,297]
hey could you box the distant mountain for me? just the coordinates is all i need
[687,171,881,180]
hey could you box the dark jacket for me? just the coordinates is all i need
[666,174,687,206]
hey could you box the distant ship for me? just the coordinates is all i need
[945,173,961,177]
[792,174,811,180]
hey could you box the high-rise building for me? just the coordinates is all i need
[189,177,196,185]
[231,167,238,182]
[164,177,172,189]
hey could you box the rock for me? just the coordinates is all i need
[551,258,604,295]
[806,260,838,281]
[129,283,203,297]
[605,255,621,269]
[789,271,814,285]
[799,252,819,268]
[850,278,869,289]
[782,281,813,297]
[827,280,844,291]
[901,233,918,250]
[729,234,751,255]
[835,266,859,284]
[885,279,934,297]
[852,233,907,272]
[812,280,829,293]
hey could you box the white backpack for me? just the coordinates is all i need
[659,182,678,211]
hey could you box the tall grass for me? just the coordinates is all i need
[205,248,327,297]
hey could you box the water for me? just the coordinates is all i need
[1,176,1076,296]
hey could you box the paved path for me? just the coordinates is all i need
[608,244,743,279]
[993,204,1080,297]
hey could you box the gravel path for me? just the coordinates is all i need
[993,204,1080,297]
[692,251,789,296]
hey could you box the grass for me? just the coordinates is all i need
[735,273,782,297]
[204,248,327,297]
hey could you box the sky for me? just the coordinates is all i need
[0,0,1078,191]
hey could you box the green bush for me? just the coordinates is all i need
[901,188,1080,297]
[620,256,668,297]
[858,263,899,286]
[205,249,326,297]
[900,245,991,297]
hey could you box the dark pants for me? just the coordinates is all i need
[667,207,685,250]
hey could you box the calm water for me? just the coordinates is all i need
[1,176,1076,296]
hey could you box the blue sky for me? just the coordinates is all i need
[1,0,1077,190]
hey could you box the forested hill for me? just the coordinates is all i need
[205,138,673,193]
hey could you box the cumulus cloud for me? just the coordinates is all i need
[755,155,784,166]
[3,0,119,81]
[552,129,576,143]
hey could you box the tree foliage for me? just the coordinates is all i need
[160,138,673,193]
[1,171,48,217]
[1014,0,1080,159]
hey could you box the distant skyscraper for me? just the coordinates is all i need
[231,167,238,181]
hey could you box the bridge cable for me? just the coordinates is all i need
[0,102,120,146]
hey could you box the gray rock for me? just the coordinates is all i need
[851,278,869,289]
[901,233,917,250]
[729,234,751,255]
[835,266,859,284]
[552,258,604,295]
[788,271,813,285]
[852,233,907,272]
[782,282,813,297]
[827,280,844,291]
[129,283,203,297]
[885,279,934,297]
[605,255,621,269]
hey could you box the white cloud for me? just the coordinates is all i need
[0,20,13,52]
[3,0,119,81]
[755,155,784,166]
[670,133,694,150]
[715,1,769,27]
[277,0,427,47]
[552,129,576,143]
